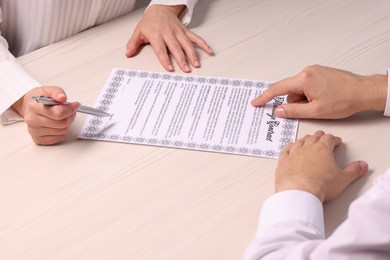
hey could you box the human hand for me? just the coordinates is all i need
[126,4,213,73]
[275,131,368,203]
[11,87,80,145]
[251,65,387,119]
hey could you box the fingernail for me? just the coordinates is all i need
[275,107,286,118]
[184,64,191,73]
[168,64,174,71]
[359,161,369,172]
[194,60,200,68]
[58,93,66,99]
[251,99,261,106]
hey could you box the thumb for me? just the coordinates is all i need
[342,160,369,184]
[274,102,322,119]
[42,86,67,102]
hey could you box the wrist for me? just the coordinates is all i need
[360,74,387,112]
[276,183,324,203]
[148,4,186,17]
[11,96,25,117]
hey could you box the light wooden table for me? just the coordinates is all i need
[1,0,390,259]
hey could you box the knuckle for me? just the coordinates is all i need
[315,142,329,152]
[300,64,322,81]
[24,114,35,125]
[299,69,314,82]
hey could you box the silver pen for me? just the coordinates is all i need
[32,96,112,117]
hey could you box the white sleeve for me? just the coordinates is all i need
[0,7,40,124]
[384,69,390,117]
[147,0,198,25]
[244,190,325,260]
[244,168,390,260]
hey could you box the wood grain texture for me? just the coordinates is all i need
[1,0,390,259]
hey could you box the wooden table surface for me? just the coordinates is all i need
[1,0,390,259]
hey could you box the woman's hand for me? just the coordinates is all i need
[126,4,213,73]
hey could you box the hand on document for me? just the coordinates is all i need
[251,65,387,119]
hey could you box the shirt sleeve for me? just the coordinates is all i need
[147,0,198,26]
[244,190,324,260]
[384,69,390,117]
[0,7,41,125]
[244,168,390,260]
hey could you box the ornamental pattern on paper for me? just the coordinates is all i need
[81,69,298,158]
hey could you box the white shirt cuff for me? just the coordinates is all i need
[147,0,197,26]
[384,69,390,117]
[1,108,23,125]
[257,190,325,237]
[0,60,40,124]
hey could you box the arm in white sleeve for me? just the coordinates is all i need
[384,69,390,117]
[244,190,325,260]
[244,168,390,260]
[0,7,40,124]
[147,0,198,25]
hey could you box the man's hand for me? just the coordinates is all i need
[251,65,387,119]
[126,4,213,73]
[12,87,79,145]
[275,131,368,203]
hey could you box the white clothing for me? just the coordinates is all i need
[244,167,390,260]
[0,0,197,124]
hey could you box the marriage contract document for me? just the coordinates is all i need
[79,69,298,159]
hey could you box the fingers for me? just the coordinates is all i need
[148,35,176,72]
[28,125,70,145]
[22,86,78,145]
[290,131,342,151]
[187,31,213,55]
[125,7,212,73]
[163,29,213,72]
[289,138,305,153]
[343,160,369,180]
[26,108,77,127]
[272,101,329,119]
[279,141,292,159]
[125,30,145,58]
[340,160,369,191]
[41,86,67,102]
[26,98,79,122]
[178,31,202,69]
[251,76,316,119]
[317,133,342,149]
[303,130,325,144]
[160,30,191,73]
[323,160,369,202]
[251,76,297,107]
[146,28,210,73]
[303,130,342,147]
[27,109,77,145]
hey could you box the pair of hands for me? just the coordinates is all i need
[13,4,212,145]
[253,65,387,202]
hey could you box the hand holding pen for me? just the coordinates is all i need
[12,86,106,145]
[32,96,112,118]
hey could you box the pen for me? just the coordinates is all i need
[32,96,112,117]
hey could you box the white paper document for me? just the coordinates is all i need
[79,69,299,159]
